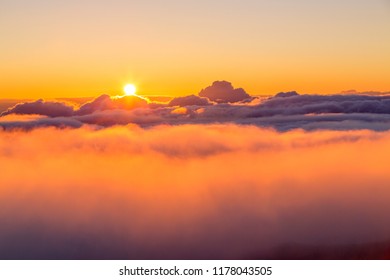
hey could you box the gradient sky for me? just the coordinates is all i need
[1,0,389,98]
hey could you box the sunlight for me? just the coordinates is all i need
[124,84,137,96]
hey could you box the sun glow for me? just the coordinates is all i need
[124,84,137,96]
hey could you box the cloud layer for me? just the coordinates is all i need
[1,125,390,259]
[1,81,390,131]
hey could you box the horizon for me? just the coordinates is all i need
[2,86,390,101]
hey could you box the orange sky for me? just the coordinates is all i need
[1,0,390,98]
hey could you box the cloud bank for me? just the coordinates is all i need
[0,99,75,117]
[1,124,390,259]
[168,94,212,107]
[1,81,390,131]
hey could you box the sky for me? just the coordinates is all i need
[1,0,389,98]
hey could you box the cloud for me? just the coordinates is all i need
[1,125,390,259]
[2,103,390,132]
[74,108,169,127]
[198,81,251,103]
[247,94,390,118]
[0,116,83,130]
[168,94,212,107]
[274,91,299,98]
[0,99,75,117]
[0,94,149,120]
[76,94,148,115]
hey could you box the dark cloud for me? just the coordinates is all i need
[198,81,251,103]
[0,117,84,130]
[74,108,169,127]
[0,94,149,119]
[76,94,148,115]
[168,94,212,107]
[0,99,74,117]
[274,91,299,98]
[238,113,390,132]
[249,94,390,117]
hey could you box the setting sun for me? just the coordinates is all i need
[124,84,137,96]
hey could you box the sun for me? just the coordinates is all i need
[124,84,137,96]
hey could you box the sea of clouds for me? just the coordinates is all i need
[1,81,390,259]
